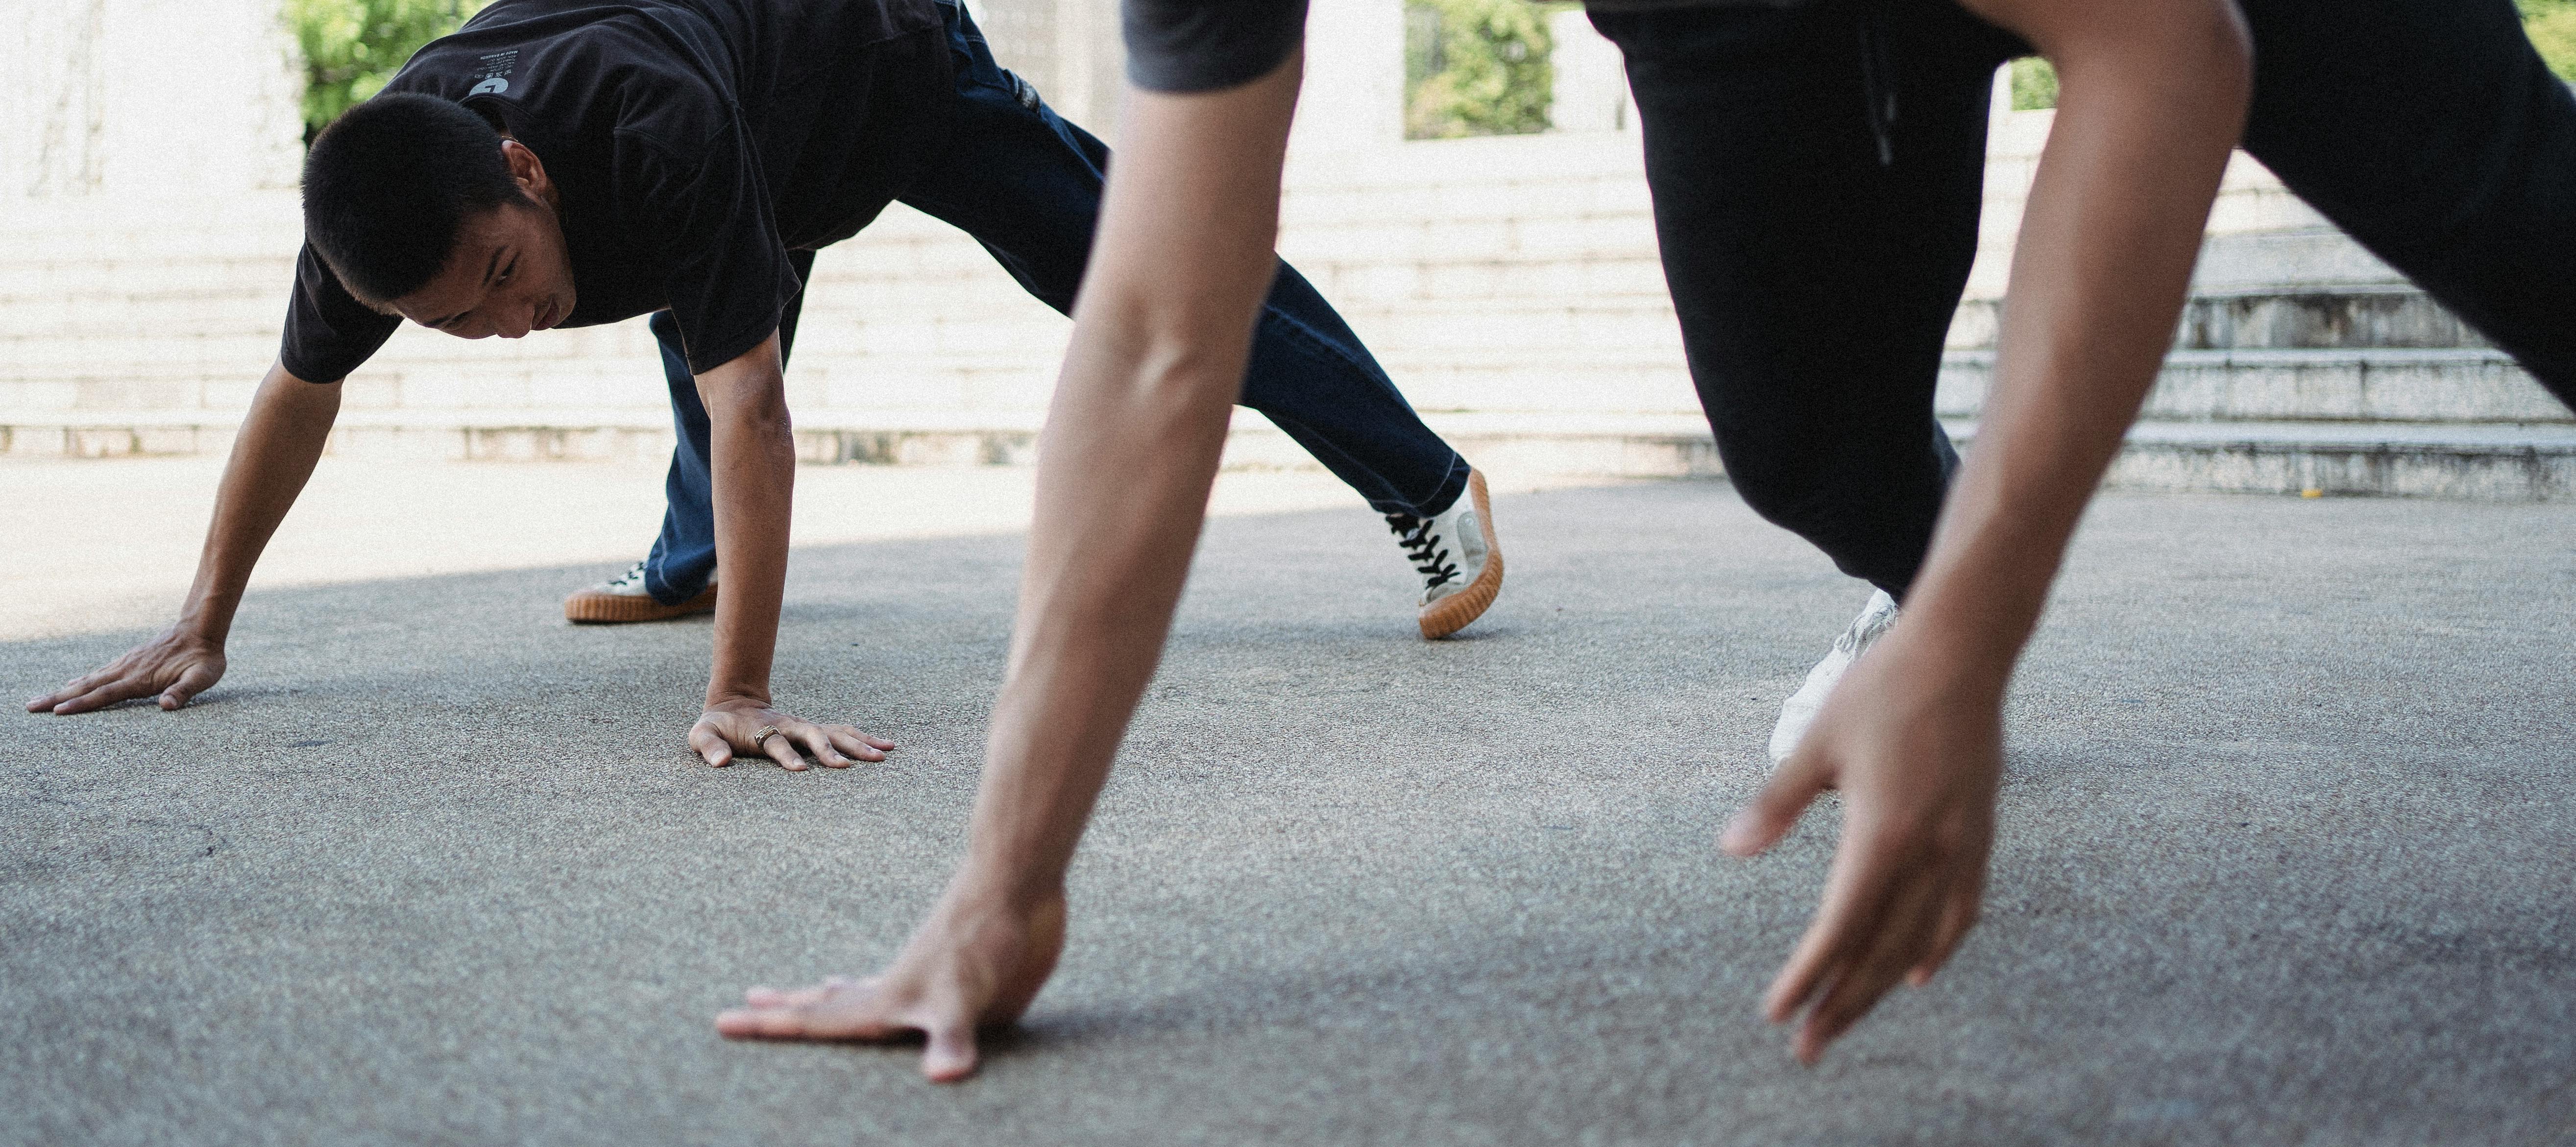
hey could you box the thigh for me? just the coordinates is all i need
[897,32,1113,313]
[2239,0,2576,393]
[1597,0,2009,475]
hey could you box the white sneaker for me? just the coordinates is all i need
[563,559,718,624]
[1387,468,1504,639]
[1767,589,1899,763]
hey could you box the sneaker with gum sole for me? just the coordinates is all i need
[1389,468,1504,640]
[564,560,718,624]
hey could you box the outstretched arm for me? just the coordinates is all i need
[683,333,895,771]
[714,48,1307,1081]
[1722,0,2252,1063]
[27,361,340,715]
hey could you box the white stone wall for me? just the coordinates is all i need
[0,0,2324,465]
[4,1,111,197]
[1,0,302,199]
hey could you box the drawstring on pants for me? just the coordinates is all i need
[1856,0,1899,166]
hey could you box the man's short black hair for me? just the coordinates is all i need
[302,93,524,305]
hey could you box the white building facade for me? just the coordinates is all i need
[4,0,2566,497]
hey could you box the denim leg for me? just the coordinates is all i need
[1589,1,2016,599]
[897,0,1468,516]
[2236,0,2576,408]
[1241,264,1472,516]
[644,310,719,604]
[641,251,817,604]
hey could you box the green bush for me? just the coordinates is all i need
[1404,0,1571,139]
[2008,56,2057,111]
[289,0,491,142]
[2525,0,2576,80]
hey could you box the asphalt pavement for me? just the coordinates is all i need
[5,479,2572,1146]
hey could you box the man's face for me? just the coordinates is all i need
[389,143,579,340]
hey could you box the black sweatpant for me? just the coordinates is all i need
[1587,0,2576,598]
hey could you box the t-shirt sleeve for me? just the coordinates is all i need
[279,242,402,383]
[1122,0,1311,93]
[625,126,802,376]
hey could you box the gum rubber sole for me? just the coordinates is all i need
[1418,469,1504,640]
[564,584,718,624]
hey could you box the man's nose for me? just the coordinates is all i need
[499,309,533,339]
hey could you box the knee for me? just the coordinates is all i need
[1711,422,1946,569]
[1713,425,1841,534]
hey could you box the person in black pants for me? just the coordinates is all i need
[1583,0,2576,761]
[717,0,2572,1079]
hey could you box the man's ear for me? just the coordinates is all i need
[499,138,555,205]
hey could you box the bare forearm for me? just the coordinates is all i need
[963,338,1240,899]
[181,361,342,644]
[696,337,794,707]
[1903,0,2251,678]
[957,58,1305,903]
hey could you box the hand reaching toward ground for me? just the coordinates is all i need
[1720,626,2004,1064]
[715,884,1067,1082]
[26,626,228,715]
[690,698,894,771]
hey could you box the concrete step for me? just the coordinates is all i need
[1939,348,2570,425]
[18,406,2570,499]
[2192,227,2404,294]
[1951,288,2494,353]
[1949,419,2576,502]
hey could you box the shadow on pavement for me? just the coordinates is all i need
[3,484,2572,1145]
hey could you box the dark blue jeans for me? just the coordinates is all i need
[640,0,1468,603]
[1589,0,2576,599]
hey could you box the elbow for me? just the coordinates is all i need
[743,404,797,452]
[698,379,796,444]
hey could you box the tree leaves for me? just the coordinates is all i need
[287,0,491,142]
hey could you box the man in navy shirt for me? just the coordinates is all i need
[29,0,1506,766]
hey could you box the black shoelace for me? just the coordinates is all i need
[1386,513,1460,589]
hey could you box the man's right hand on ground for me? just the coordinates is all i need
[714,880,1068,1082]
[26,362,341,719]
[26,626,227,715]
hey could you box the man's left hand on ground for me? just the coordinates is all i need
[689,699,893,771]
[1720,625,2005,1064]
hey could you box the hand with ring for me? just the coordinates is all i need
[689,698,894,771]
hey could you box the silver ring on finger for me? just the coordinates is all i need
[751,725,782,749]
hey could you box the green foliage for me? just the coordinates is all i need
[1404,0,1571,140]
[289,0,491,142]
[2525,0,2576,81]
[2008,56,2058,111]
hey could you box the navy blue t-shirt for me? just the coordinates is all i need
[283,0,950,382]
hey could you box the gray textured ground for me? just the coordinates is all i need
[5,481,2572,1146]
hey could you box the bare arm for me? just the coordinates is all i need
[963,53,1302,909]
[714,50,1306,1079]
[27,361,340,714]
[682,333,893,771]
[1722,0,2252,1062]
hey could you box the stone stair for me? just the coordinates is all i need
[1939,223,2576,500]
[7,103,2571,499]
[1936,103,2576,501]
